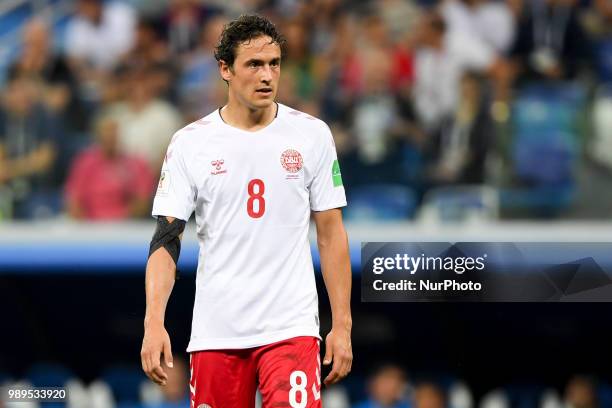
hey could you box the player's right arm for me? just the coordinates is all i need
[141,216,183,386]
[143,129,195,384]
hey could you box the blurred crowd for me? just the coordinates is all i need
[3,360,609,407]
[0,0,611,221]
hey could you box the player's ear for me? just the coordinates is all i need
[219,60,233,82]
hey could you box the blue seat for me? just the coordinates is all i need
[26,363,73,387]
[0,371,12,385]
[513,132,576,185]
[345,184,417,221]
[513,83,585,137]
[116,403,146,408]
[508,83,583,213]
[518,83,586,107]
[420,185,499,222]
[596,38,612,82]
[500,186,575,211]
[338,374,367,403]
[514,97,577,136]
[504,384,545,408]
[102,364,147,404]
[599,383,612,408]
[15,190,64,219]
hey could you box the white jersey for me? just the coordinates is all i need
[152,103,347,351]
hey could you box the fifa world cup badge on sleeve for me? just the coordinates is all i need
[156,170,170,196]
[332,160,343,187]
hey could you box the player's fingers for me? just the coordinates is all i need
[341,358,352,379]
[151,347,162,371]
[143,352,157,383]
[163,339,174,368]
[149,370,164,385]
[152,364,168,385]
[323,368,340,386]
[324,355,342,386]
[140,349,148,375]
[334,349,352,382]
[150,349,167,385]
[323,339,333,365]
[141,348,152,377]
[337,361,349,380]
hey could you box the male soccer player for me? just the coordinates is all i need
[140,14,352,408]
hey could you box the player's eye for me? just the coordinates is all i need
[248,61,259,68]
[271,60,280,67]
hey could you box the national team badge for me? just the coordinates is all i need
[280,149,303,173]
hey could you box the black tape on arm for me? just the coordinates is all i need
[149,217,186,278]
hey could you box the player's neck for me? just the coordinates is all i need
[220,101,277,132]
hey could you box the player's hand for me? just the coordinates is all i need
[322,328,352,386]
[141,323,173,385]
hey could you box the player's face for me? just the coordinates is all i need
[221,35,281,110]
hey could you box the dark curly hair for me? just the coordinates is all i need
[214,14,286,68]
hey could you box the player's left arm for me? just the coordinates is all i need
[313,208,352,386]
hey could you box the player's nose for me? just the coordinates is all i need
[260,64,273,83]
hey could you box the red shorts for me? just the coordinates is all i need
[189,336,322,408]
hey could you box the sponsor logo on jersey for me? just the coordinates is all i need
[197,404,212,408]
[211,159,227,175]
[156,170,170,196]
[280,149,303,174]
[332,160,343,187]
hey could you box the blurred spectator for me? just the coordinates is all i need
[582,0,612,39]
[65,0,136,72]
[65,0,136,107]
[348,47,404,164]
[377,0,422,41]
[316,13,357,123]
[145,356,189,408]
[323,385,351,408]
[163,0,209,57]
[178,14,228,120]
[107,67,182,172]
[65,115,154,220]
[328,12,419,185]
[280,19,318,105]
[564,375,598,408]
[9,19,84,132]
[202,0,270,18]
[119,18,177,101]
[341,13,413,97]
[510,0,590,82]
[426,71,493,185]
[353,364,411,408]
[411,11,506,129]
[414,382,446,408]
[121,19,170,72]
[441,0,516,54]
[0,75,59,219]
[301,0,345,56]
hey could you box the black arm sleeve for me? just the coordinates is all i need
[149,217,186,278]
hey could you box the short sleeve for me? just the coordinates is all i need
[64,23,87,59]
[450,31,495,71]
[152,136,196,221]
[309,124,347,211]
